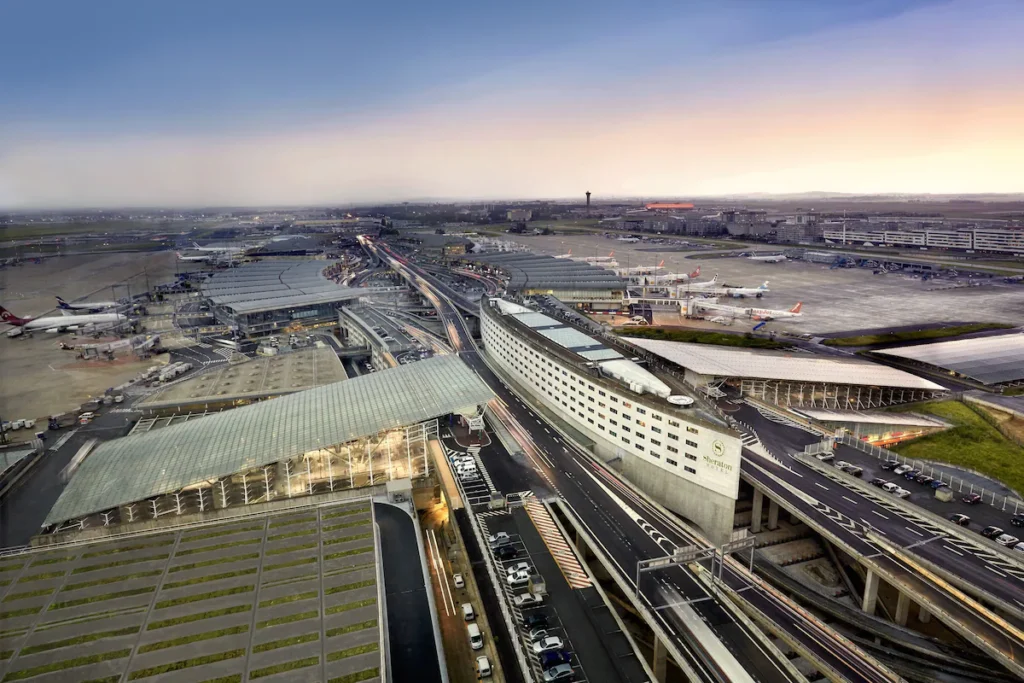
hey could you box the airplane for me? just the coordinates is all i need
[618,260,666,276]
[616,236,640,242]
[176,251,218,262]
[720,281,770,298]
[694,300,802,321]
[191,240,262,255]
[570,251,617,264]
[1,306,128,334]
[677,271,718,290]
[748,254,787,263]
[554,249,573,259]
[56,296,119,312]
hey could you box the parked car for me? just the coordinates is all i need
[893,464,913,475]
[488,532,511,547]
[914,474,934,486]
[814,453,834,463]
[476,656,492,678]
[533,636,565,654]
[543,664,575,682]
[949,513,971,526]
[844,465,863,477]
[453,573,465,589]
[496,545,518,560]
[962,494,983,505]
[539,649,573,669]
[1010,515,1024,528]
[881,482,899,494]
[1013,542,1024,553]
[523,612,549,630]
[981,526,1004,539]
[880,460,900,471]
[894,487,911,499]
[528,628,550,642]
[513,592,543,608]
[930,480,949,490]
[995,534,1020,547]
[507,570,531,588]
[902,470,921,480]
[869,478,888,488]
[507,562,535,576]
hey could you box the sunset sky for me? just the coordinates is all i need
[1,0,1022,208]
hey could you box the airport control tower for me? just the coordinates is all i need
[586,191,591,210]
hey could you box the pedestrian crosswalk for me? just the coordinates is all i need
[523,498,591,589]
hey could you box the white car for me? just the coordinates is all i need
[528,628,550,642]
[507,562,534,576]
[893,487,911,499]
[513,592,543,607]
[532,636,564,654]
[476,656,492,678]
[488,532,511,547]
[893,465,913,476]
[453,573,465,589]
[996,534,1021,547]
[506,570,531,588]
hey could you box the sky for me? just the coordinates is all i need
[1,0,1022,209]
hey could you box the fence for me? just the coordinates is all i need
[836,434,1024,515]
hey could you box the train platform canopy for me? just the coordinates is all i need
[872,333,1024,386]
[793,408,949,428]
[45,355,493,526]
[626,338,945,391]
[201,260,371,313]
[463,253,626,291]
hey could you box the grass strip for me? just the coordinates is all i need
[321,507,368,521]
[82,538,174,559]
[148,604,251,630]
[19,626,139,655]
[0,580,9,587]
[256,609,319,629]
[264,541,317,556]
[249,656,319,679]
[49,586,155,611]
[73,554,169,574]
[269,516,317,529]
[17,570,64,583]
[81,677,120,683]
[182,524,263,542]
[127,648,244,680]
[327,642,379,661]
[0,651,11,660]
[3,587,54,602]
[173,538,260,557]
[323,563,374,579]
[198,677,241,683]
[36,606,147,631]
[63,570,162,592]
[267,528,316,542]
[168,552,259,573]
[324,547,373,561]
[329,669,380,683]
[258,591,317,608]
[323,533,372,546]
[261,573,318,590]
[0,629,27,639]
[825,322,1014,347]
[324,598,376,615]
[0,606,42,619]
[30,556,75,567]
[138,624,249,653]
[252,631,319,653]
[321,519,369,533]
[616,326,786,349]
[0,563,24,573]
[324,579,375,596]
[155,585,253,610]
[263,557,317,572]
[163,567,257,590]
[326,619,377,638]
[1,648,131,681]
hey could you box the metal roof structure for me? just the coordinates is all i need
[201,260,372,314]
[873,333,1024,385]
[45,355,493,525]
[627,338,945,391]
[463,253,626,291]
[794,408,949,427]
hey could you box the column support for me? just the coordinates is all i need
[767,499,779,531]
[895,591,911,626]
[862,569,879,615]
[751,489,764,533]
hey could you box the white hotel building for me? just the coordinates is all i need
[481,298,742,543]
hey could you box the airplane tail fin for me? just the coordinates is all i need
[658,259,665,268]
[56,296,72,309]
[609,251,614,257]
[0,306,29,326]
[690,266,700,278]
[790,302,803,314]
[761,281,770,289]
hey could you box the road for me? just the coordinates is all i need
[365,238,900,683]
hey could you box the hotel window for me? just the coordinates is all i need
[598,413,606,419]
[598,402,606,408]
[666,458,678,466]
[636,433,645,440]
[636,407,647,415]
[599,390,607,397]
[610,408,618,415]
[650,452,660,459]
[622,415,631,422]
[653,414,663,421]
[588,384,595,391]
[622,426,630,433]
[610,397,619,403]
[588,418,594,424]
[609,430,617,437]
[587,407,594,413]
[686,440,698,448]
[651,439,661,446]
[686,453,697,461]
[599,424,605,431]
[667,445,679,454]
[636,419,646,427]
[668,419,680,427]
[686,426,699,434]
[636,445,644,452]
[668,433,679,441]
[684,466,696,475]
[651,426,662,434]
[622,437,630,445]
[623,401,633,409]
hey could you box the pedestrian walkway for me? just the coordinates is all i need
[523,498,591,589]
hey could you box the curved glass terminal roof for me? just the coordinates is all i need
[46,355,493,525]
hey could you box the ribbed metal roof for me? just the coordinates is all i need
[464,253,625,291]
[873,333,1024,385]
[45,355,493,525]
[202,260,365,312]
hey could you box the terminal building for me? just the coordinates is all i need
[460,253,626,309]
[481,298,741,544]
[821,226,1024,253]
[872,333,1024,389]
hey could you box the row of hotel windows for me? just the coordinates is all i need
[485,316,703,477]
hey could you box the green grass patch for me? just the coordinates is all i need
[249,656,319,679]
[262,573,318,590]
[327,642,379,661]
[323,533,372,546]
[82,538,174,559]
[264,557,317,572]
[81,677,121,683]
[322,507,369,521]
[127,648,245,680]
[825,322,1014,347]
[73,554,169,574]
[258,591,317,608]
[0,606,42,619]
[163,567,256,590]
[138,625,249,653]
[329,668,380,683]
[615,326,786,349]
[323,563,374,579]
[0,563,24,573]
[264,541,318,556]
[49,586,155,611]
[0,651,12,660]
[30,556,75,567]
[321,519,369,533]
[1,648,131,681]
[168,552,259,573]
[147,604,251,630]
[17,570,65,583]
[0,628,27,639]
[269,516,317,529]
[174,538,261,557]
[155,585,253,610]
[324,546,373,561]
[890,400,1024,494]
[182,524,264,542]
[19,626,139,655]
[63,570,162,592]
[252,631,320,653]
[268,528,317,542]
[256,609,318,629]
[1003,386,1024,396]
[36,606,147,631]
[324,579,375,596]
[0,580,9,587]
[325,598,376,615]
[326,619,377,638]
[3,587,54,602]
[197,677,241,683]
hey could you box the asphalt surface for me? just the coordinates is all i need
[374,502,443,683]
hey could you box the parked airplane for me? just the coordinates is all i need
[695,300,802,321]
[570,251,616,264]
[176,251,217,262]
[616,236,640,242]
[721,281,770,298]
[1,306,127,333]
[748,254,787,263]
[678,272,717,290]
[618,260,666,276]
[56,296,119,312]
[191,241,261,255]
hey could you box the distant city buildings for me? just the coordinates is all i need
[506,209,533,222]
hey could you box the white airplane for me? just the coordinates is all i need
[678,272,718,290]
[176,251,218,262]
[56,296,119,312]
[616,236,640,242]
[568,251,617,264]
[645,265,701,283]
[1,306,127,333]
[720,281,770,298]
[748,254,787,263]
[695,300,802,321]
[191,241,260,255]
[617,260,666,276]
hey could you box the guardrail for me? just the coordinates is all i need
[836,433,1024,515]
